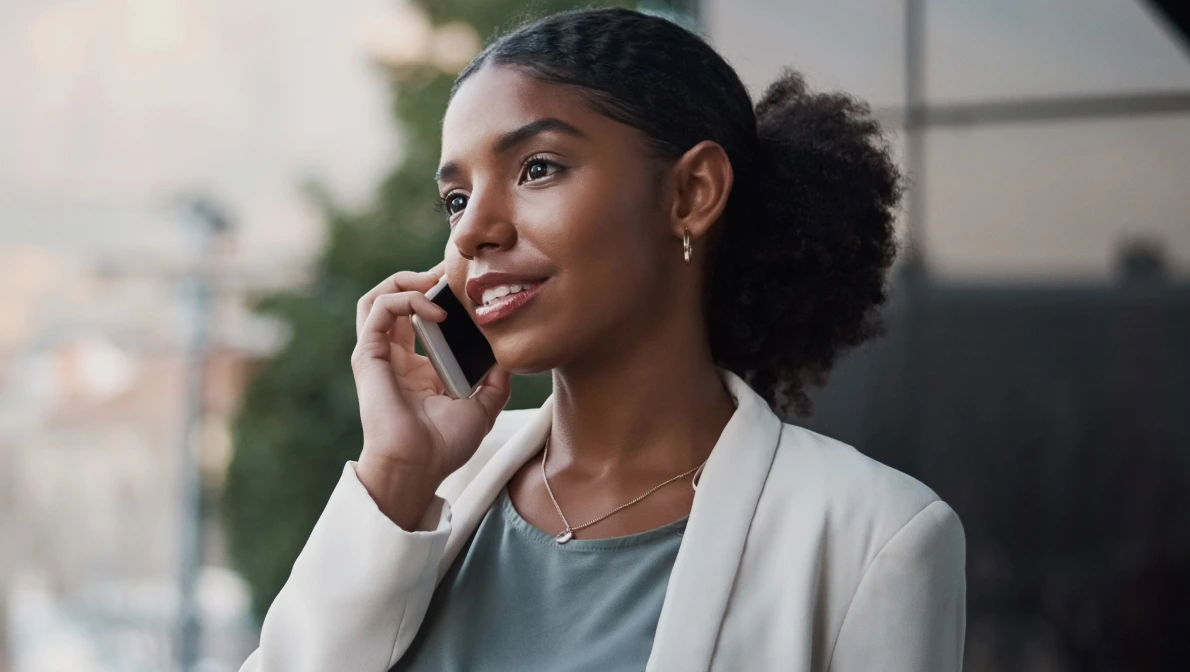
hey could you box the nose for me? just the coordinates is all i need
[451,187,517,260]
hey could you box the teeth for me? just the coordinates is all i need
[481,283,532,306]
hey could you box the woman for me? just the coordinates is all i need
[241,8,965,672]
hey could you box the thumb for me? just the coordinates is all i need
[470,363,512,424]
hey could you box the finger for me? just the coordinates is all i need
[357,268,444,338]
[388,298,420,353]
[358,292,445,358]
[357,270,439,338]
[468,363,512,425]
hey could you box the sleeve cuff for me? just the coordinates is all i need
[253,462,454,671]
[345,461,452,534]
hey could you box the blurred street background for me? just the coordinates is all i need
[0,0,1187,670]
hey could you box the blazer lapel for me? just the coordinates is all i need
[437,395,555,582]
[645,368,784,671]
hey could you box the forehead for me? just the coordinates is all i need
[441,65,610,158]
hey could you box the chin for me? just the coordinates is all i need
[491,331,567,376]
[498,353,558,377]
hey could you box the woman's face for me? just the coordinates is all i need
[438,65,681,374]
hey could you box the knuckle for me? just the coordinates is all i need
[385,273,409,293]
[351,341,388,364]
[367,294,390,313]
[368,297,390,316]
[376,292,409,311]
[365,343,391,361]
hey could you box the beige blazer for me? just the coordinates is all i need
[240,367,966,671]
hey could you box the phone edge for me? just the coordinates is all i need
[412,314,472,399]
[415,276,479,399]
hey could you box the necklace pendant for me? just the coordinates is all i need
[555,529,573,544]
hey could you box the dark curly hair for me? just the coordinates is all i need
[453,8,902,419]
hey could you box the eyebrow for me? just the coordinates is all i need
[435,117,586,184]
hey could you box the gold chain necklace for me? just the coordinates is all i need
[540,433,709,544]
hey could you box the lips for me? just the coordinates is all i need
[465,271,550,307]
[473,280,547,326]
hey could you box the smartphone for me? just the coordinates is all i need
[411,275,497,399]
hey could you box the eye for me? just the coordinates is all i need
[521,157,561,184]
[441,192,467,216]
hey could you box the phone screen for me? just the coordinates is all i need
[430,283,497,388]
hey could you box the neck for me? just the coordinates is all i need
[547,310,737,483]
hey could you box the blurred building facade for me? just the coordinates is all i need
[0,0,402,668]
[704,0,1190,668]
[0,243,288,671]
[805,260,1190,670]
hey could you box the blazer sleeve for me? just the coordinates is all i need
[238,461,452,672]
[828,500,967,672]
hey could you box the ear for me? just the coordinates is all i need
[666,140,734,246]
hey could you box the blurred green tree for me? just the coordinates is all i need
[220,0,656,621]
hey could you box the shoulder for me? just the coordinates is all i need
[807,423,967,668]
[777,422,940,513]
[764,421,963,560]
[436,407,540,502]
[721,420,964,662]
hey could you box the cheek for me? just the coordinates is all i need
[588,179,663,286]
[544,168,659,269]
[533,173,664,323]
[444,250,467,302]
[583,204,655,285]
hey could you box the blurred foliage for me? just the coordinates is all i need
[221,0,650,621]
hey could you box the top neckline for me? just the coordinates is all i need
[497,486,689,551]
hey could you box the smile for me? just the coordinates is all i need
[474,280,547,326]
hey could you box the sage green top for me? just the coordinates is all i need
[391,485,689,671]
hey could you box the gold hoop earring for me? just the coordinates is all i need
[683,227,691,264]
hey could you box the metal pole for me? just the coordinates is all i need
[0,435,10,672]
[174,198,229,672]
[897,0,931,506]
[904,0,926,272]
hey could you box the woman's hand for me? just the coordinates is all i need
[351,261,512,528]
